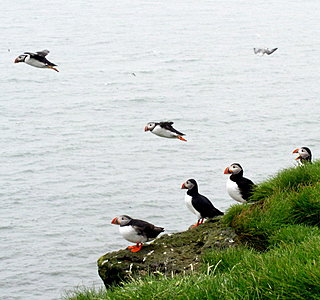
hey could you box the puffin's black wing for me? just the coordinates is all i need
[238,177,255,200]
[129,219,164,239]
[36,49,50,57]
[159,122,185,136]
[192,194,224,219]
[24,52,57,66]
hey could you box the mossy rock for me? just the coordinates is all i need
[97,219,239,287]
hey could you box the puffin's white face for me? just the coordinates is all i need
[144,122,156,132]
[14,54,27,63]
[111,215,131,226]
[181,179,195,190]
[298,148,310,159]
[224,163,243,175]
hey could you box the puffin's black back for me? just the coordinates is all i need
[24,52,57,66]
[187,180,224,218]
[159,122,185,136]
[229,166,255,200]
[128,218,164,239]
[192,194,224,218]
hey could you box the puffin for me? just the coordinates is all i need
[224,163,255,203]
[253,48,278,56]
[181,179,223,228]
[144,122,187,141]
[111,215,164,252]
[14,50,59,72]
[292,147,312,164]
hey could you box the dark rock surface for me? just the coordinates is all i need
[97,219,240,287]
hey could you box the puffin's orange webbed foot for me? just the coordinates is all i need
[178,136,187,142]
[130,243,143,252]
[47,65,59,72]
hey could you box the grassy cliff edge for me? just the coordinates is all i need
[64,162,320,300]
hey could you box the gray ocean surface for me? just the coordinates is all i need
[0,0,319,299]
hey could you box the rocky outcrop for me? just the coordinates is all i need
[97,219,239,287]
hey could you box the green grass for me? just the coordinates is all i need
[64,162,320,300]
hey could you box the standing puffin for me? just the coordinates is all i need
[14,50,59,72]
[224,163,255,203]
[144,121,187,141]
[292,147,312,164]
[111,215,164,252]
[181,179,223,228]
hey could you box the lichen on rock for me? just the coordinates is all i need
[97,219,239,287]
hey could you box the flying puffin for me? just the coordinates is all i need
[292,147,312,164]
[253,48,278,56]
[111,215,164,252]
[181,179,223,228]
[144,122,187,141]
[224,163,255,203]
[14,50,59,72]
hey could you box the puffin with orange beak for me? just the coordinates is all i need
[292,147,312,164]
[224,163,255,203]
[111,215,164,253]
[181,179,223,228]
[14,49,59,72]
[144,121,187,141]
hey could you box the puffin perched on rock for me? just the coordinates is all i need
[292,147,312,164]
[14,49,59,72]
[144,121,187,141]
[181,179,223,228]
[224,163,255,203]
[111,215,164,252]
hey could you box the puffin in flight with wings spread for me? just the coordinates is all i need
[14,49,59,72]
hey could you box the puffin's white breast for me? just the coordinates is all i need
[119,226,147,243]
[25,57,47,68]
[226,178,246,203]
[152,126,177,138]
[185,193,201,219]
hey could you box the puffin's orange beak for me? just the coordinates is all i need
[292,148,301,160]
[224,167,231,174]
[14,58,19,63]
[144,126,149,132]
[181,183,186,189]
[111,217,119,224]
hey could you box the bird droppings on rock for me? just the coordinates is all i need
[97,219,240,287]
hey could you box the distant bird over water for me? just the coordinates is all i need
[144,121,187,141]
[111,215,164,252]
[292,147,312,164]
[253,48,278,56]
[14,49,59,72]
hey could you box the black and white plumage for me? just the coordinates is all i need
[144,121,187,141]
[224,163,255,203]
[181,179,223,227]
[14,50,59,72]
[292,147,312,164]
[253,48,278,56]
[111,215,164,252]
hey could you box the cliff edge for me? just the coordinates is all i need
[97,219,239,287]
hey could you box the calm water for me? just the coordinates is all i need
[0,1,319,299]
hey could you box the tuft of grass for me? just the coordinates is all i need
[223,161,320,248]
[268,224,320,248]
[250,162,320,202]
